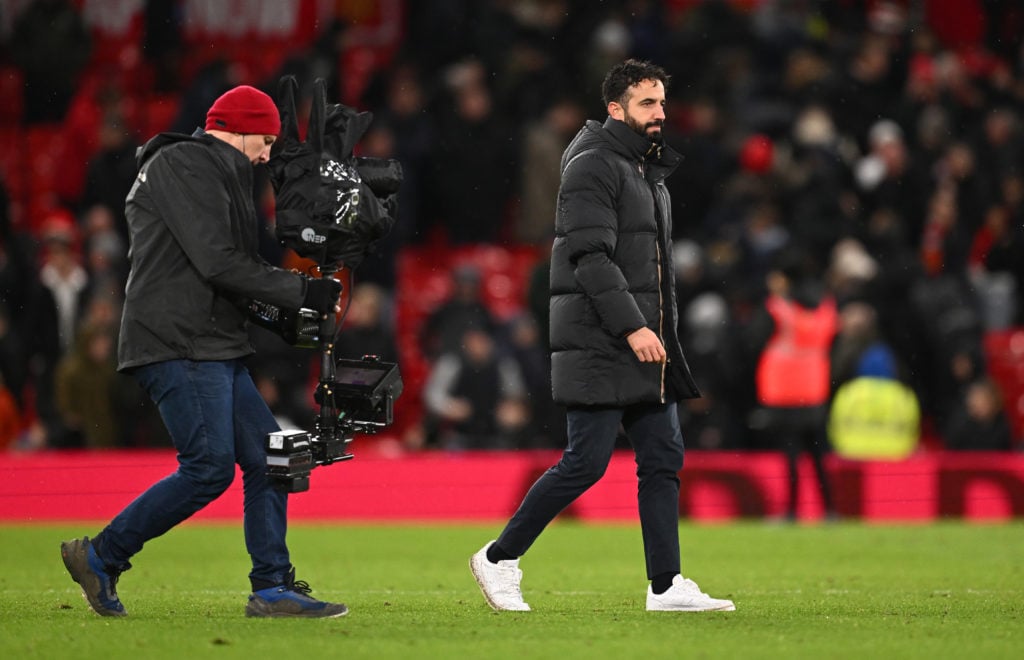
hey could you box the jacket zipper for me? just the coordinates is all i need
[644,155,667,403]
[655,238,666,403]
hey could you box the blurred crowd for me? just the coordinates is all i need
[1,0,1023,454]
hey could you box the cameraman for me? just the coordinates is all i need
[60,85,348,618]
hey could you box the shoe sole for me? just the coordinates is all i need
[646,602,736,612]
[60,539,127,617]
[469,553,530,612]
[244,608,350,618]
[245,599,349,618]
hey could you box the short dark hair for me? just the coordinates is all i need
[601,59,670,107]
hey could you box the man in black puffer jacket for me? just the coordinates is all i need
[471,60,735,613]
[60,86,348,619]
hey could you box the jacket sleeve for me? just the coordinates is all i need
[560,153,647,337]
[143,145,305,309]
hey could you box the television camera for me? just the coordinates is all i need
[253,75,403,493]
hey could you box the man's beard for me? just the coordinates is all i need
[624,112,663,142]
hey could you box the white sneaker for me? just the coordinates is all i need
[469,541,531,611]
[646,575,735,612]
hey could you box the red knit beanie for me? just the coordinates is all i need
[205,85,281,136]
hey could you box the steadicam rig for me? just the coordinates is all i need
[252,76,404,493]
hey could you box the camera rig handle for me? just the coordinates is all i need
[312,267,355,465]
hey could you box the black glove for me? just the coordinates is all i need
[303,277,343,315]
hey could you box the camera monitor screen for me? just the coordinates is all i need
[332,358,399,397]
[335,366,387,388]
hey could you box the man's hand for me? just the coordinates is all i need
[627,327,666,363]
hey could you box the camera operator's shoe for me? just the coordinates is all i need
[470,541,530,611]
[245,569,348,618]
[60,536,126,617]
[646,575,735,612]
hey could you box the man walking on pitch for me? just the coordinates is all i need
[470,60,735,613]
[60,85,347,618]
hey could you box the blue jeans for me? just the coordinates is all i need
[496,401,685,578]
[93,359,290,589]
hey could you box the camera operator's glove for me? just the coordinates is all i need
[303,277,343,315]
[268,75,402,270]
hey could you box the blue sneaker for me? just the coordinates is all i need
[60,536,126,617]
[245,570,348,618]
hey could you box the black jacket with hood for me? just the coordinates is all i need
[118,130,305,371]
[549,117,700,406]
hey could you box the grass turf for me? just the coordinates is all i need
[1,521,1021,659]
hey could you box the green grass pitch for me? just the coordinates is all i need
[1,521,1021,659]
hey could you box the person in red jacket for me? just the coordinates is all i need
[749,249,839,521]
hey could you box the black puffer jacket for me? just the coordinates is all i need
[550,117,699,406]
[118,130,306,371]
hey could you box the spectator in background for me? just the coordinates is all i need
[32,213,88,448]
[169,59,240,134]
[831,301,900,388]
[273,19,347,106]
[678,292,747,450]
[748,249,838,521]
[335,282,399,365]
[37,213,90,354]
[80,113,140,242]
[971,203,1024,327]
[364,60,436,248]
[427,59,518,243]
[828,301,921,461]
[10,0,91,124]
[347,120,408,289]
[908,273,985,432]
[141,0,184,93]
[505,313,563,449]
[54,320,121,448]
[943,378,1014,451]
[855,120,929,247]
[664,96,730,244]
[422,325,528,450]
[515,96,584,244]
[418,264,499,362]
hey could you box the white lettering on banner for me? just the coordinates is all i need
[82,0,144,34]
[184,0,300,37]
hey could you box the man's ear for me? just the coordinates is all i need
[608,101,624,121]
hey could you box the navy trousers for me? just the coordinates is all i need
[496,401,685,578]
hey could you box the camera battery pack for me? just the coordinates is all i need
[266,429,314,492]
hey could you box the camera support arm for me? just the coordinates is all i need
[312,266,355,466]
